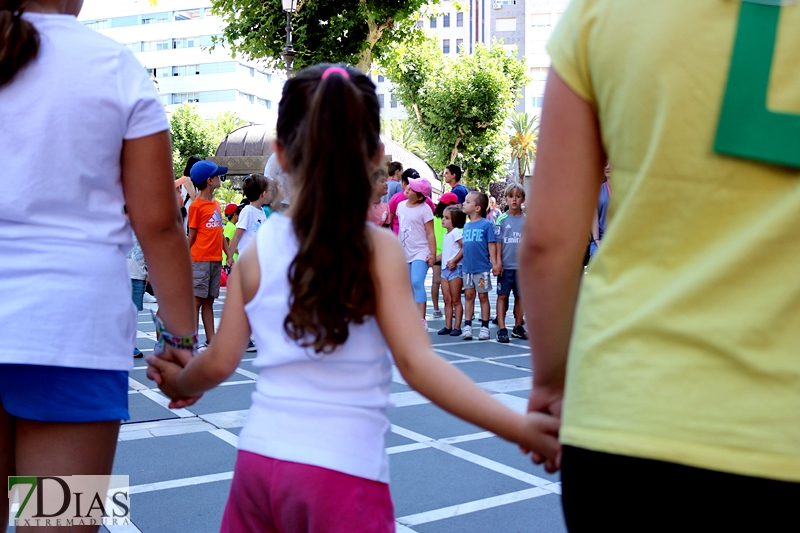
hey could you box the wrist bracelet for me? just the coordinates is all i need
[151,310,198,353]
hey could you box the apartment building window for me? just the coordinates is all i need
[83,19,110,30]
[416,19,424,28]
[456,12,464,26]
[456,38,463,52]
[531,13,551,27]
[378,94,385,108]
[199,90,237,102]
[261,71,273,82]
[443,13,450,27]
[257,98,272,109]
[390,94,398,108]
[532,96,544,108]
[172,65,200,76]
[496,17,516,32]
[249,67,255,77]
[173,37,197,49]
[171,93,199,104]
[378,75,385,82]
[155,67,171,78]
[174,9,201,21]
[430,16,437,28]
[141,14,169,24]
[443,39,450,53]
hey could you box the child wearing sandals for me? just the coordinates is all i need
[147,64,560,533]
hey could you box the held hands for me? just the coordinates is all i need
[446,259,457,270]
[426,254,434,267]
[522,386,564,471]
[519,412,562,473]
[146,348,202,409]
[492,264,503,277]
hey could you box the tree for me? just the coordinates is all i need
[208,112,250,144]
[210,0,429,72]
[509,112,538,183]
[382,37,527,188]
[169,104,250,177]
[170,103,217,177]
[385,118,428,160]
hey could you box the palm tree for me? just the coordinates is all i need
[387,119,429,161]
[509,112,539,184]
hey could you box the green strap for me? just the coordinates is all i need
[714,2,800,168]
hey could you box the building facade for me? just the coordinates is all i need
[78,0,285,126]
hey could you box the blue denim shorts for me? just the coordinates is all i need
[0,364,129,422]
[441,264,462,281]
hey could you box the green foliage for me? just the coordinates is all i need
[169,104,249,177]
[382,38,528,188]
[209,0,430,72]
[386,118,428,160]
[214,181,243,206]
[509,112,538,179]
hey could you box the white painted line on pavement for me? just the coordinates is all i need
[390,424,556,490]
[234,367,259,380]
[138,389,195,418]
[209,428,239,447]
[439,431,495,444]
[120,417,218,441]
[106,522,144,533]
[478,377,532,394]
[386,443,427,455]
[396,487,552,527]
[434,348,532,373]
[129,472,233,495]
[200,410,249,428]
[395,524,418,533]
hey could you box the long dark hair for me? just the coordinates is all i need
[0,0,40,87]
[277,64,381,353]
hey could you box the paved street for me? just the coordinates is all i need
[98,273,565,533]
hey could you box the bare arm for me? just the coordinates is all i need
[489,242,500,276]
[425,219,436,265]
[370,228,560,461]
[591,207,601,243]
[122,131,195,338]
[228,228,246,263]
[492,242,503,276]
[518,71,605,416]
[445,240,463,270]
[188,227,198,249]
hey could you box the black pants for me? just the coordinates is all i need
[561,445,800,532]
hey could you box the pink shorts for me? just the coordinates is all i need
[220,451,395,533]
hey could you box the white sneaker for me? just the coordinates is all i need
[432,310,443,318]
[478,326,490,340]
[463,324,473,340]
[143,293,157,303]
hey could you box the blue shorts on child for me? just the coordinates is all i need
[0,364,129,422]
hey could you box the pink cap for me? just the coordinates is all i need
[439,192,458,205]
[408,177,432,198]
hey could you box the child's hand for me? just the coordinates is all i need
[446,259,457,270]
[426,254,434,266]
[492,265,502,277]
[146,354,201,409]
[519,412,562,473]
[226,257,234,268]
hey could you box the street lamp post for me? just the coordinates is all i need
[281,0,298,78]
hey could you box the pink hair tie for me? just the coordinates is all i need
[321,66,350,80]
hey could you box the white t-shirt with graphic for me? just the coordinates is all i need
[236,204,267,254]
[397,200,434,263]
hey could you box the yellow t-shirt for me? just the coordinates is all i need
[549,0,800,481]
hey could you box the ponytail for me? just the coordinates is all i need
[0,1,40,87]
[277,64,381,353]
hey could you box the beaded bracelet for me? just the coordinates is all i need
[151,310,198,354]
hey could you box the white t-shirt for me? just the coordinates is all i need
[0,13,169,371]
[239,215,393,483]
[397,200,434,263]
[235,204,266,254]
[441,228,463,266]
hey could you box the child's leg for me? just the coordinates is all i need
[464,288,476,321]
[441,277,453,328]
[431,264,441,313]
[199,297,216,342]
[409,261,429,320]
[478,291,491,322]
[496,295,509,330]
[511,272,525,327]
[451,276,464,329]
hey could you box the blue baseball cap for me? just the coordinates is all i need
[190,160,228,184]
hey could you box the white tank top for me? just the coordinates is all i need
[238,215,393,483]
